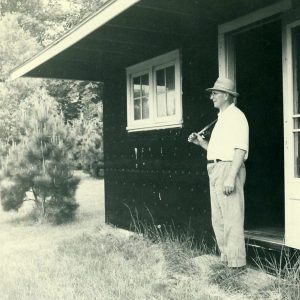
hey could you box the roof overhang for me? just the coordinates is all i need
[7,0,282,82]
[8,0,140,81]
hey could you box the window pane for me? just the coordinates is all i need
[156,66,176,117]
[166,66,175,90]
[134,99,141,120]
[294,117,300,129]
[142,97,149,119]
[166,66,175,116]
[133,76,141,99]
[156,69,165,95]
[141,74,149,97]
[294,132,300,177]
[156,69,166,117]
[167,90,176,116]
[133,74,149,120]
[157,93,167,117]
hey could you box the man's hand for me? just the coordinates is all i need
[188,132,208,150]
[188,132,200,144]
[223,175,235,195]
[223,149,246,196]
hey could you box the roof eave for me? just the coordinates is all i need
[7,0,141,81]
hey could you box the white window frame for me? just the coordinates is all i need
[126,49,182,132]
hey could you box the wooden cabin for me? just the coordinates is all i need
[9,0,300,260]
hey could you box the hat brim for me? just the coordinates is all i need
[206,87,239,97]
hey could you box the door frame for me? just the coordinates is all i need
[218,0,291,80]
[282,17,300,249]
[218,0,291,243]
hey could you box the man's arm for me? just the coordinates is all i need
[188,133,208,150]
[223,148,246,195]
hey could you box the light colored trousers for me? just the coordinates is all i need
[207,161,246,267]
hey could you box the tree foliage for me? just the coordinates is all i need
[0,0,105,218]
[0,13,41,76]
[0,13,44,151]
[46,79,103,121]
[0,0,108,223]
[46,79,104,177]
[72,106,104,177]
[0,90,80,224]
[0,0,105,178]
[0,0,108,46]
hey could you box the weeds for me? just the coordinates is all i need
[254,246,300,300]
[56,228,214,300]
[126,205,210,276]
[208,263,249,294]
[2,175,299,300]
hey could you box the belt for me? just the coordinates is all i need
[207,159,231,164]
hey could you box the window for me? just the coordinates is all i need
[133,74,149,120]
[126,50,182,131]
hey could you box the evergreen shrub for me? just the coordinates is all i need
[0,91,80,224]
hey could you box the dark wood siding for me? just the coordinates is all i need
[103,25,219,241]
[100,0,281,243]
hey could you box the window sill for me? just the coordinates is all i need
[126,121,183,132]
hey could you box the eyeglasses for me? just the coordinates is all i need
[210,91,227,97]
[211,91,222,96]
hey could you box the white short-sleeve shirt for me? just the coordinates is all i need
[207,104,249,161]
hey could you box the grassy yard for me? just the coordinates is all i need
[0,172,298,300]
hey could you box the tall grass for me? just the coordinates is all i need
[54,225,221,300]
[207,262,250,295]
[0,176,218,300]
[2,174,297,299]
[126,206,283,299]
[253,247,300,300]
[126,206,210,276]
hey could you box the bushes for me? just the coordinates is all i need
[47,79,104,179]
[0,91,80,224]
[72,109,104,178]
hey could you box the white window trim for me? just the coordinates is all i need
[126,49,183,132]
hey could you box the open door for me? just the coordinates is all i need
[283,20,300,250]
[219,16,285,245]
[235,20,284,234]
[218,1,300,250]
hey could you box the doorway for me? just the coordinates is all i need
[234,20,284,241]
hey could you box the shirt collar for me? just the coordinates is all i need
[218,103,235,118]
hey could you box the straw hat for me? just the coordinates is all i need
[206,77,239,97]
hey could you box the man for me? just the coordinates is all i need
[188,77,249,269]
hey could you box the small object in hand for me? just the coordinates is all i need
[199,133,206,139]
[200,130,211,140]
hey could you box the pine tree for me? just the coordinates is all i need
[0,90,80,224]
